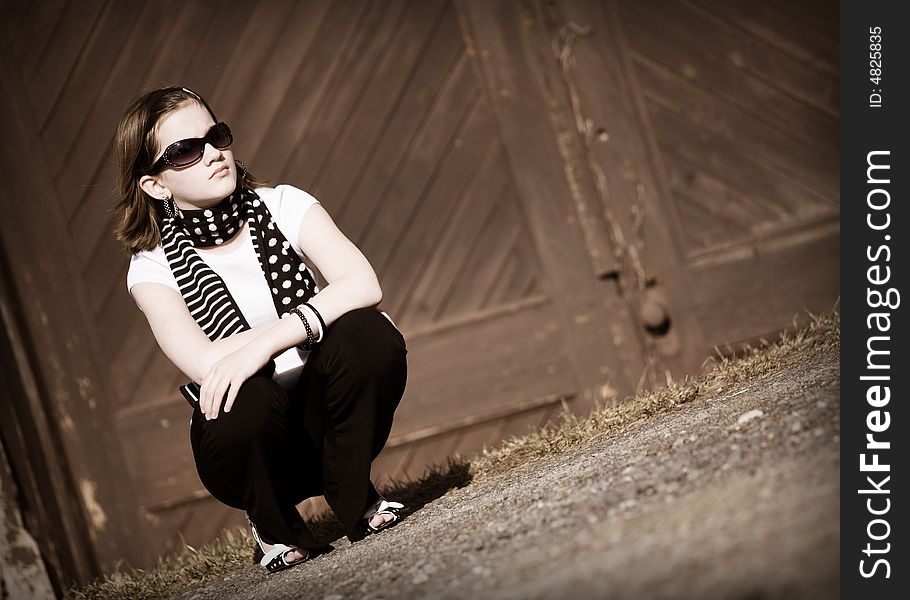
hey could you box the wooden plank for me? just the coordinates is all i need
[618,1,838,159]
[307,0,448,209]
[205,0,298,123]
[142,0,219,85]
[370,445,413,486]
[82,222,130,316]
[33,0,129,147]
[456,0,651,393]
[459,2,665,393]
[117,401,196,508]
[133,348,187,408]
[399,138,510,327]
[24,0,105,128]
[220,1,333,162]
[108,306,162,407]
[471,1,621,281]
[476,223,525,311]
[91,260,139,355]
[763,0,839,40]
[0,0,31,46]
[61,0,183,241]
[12,0,66,83]
[438,185,523,315]
[0,256,96,585]
[358,54,477,274]
[631,0,837,117]
[633,55,839,200]
[553,0,839,384]
[397,299,575,434]
[278,0,409,189]
[177,0,258,94]
[547,0,700,278]
[689,221,839,350]
[378,94,497,317]
[1,50,155,573]
[482,221,540,308]
[397,436,463,480]
[646,98,836,226]
[543,0,718,386]
[335,2,464,241]
[448,419,505,459]
[666,171,772,253]
[246,0,369,184]
[689,0,838,76]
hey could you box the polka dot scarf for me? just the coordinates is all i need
[159,185,318,341]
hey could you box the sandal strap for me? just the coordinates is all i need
[363,499,404,520]
[247,517,269,554]
[261,543,308,572]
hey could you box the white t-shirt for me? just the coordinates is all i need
[127,184,322,389]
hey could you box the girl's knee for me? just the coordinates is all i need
[203,376,288,445]
[324,308,407,368]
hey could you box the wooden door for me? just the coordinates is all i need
[459,0,840,390]
[603,0,840,356]
[98,0,644,559]
[0,0,839,576]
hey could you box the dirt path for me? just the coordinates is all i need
[177,342,840,600]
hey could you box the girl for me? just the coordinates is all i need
[113,86,408,573]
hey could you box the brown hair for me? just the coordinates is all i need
[112,86,264,254]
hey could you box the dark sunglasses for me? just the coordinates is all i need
[149,122,233,173]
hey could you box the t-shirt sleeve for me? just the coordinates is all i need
[269,184,321,256]
[126,247,179,301]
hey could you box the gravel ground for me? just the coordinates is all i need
[175,342,840,600]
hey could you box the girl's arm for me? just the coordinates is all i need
[130,282,283,383]
[253,203,383,357]
[135,202,383,419]
[198,204,384,418]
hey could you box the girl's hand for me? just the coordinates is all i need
[199,339,273,420]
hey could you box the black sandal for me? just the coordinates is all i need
[363,498,405,535]
[247,517,313,574]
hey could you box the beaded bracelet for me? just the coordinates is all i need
[302,302,327,342]
[289,306,316,350]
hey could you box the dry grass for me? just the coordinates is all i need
[67,528,255,600]
[469,308,840,482]
[67,310,839,600]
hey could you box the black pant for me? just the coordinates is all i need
[189,307,407,549]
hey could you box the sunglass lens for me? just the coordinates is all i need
[167,139,205,167]
[209,123,233,149]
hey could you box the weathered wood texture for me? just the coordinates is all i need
[0,438,56,599]
[0,44,155,584]
[539,0,839,370]
[0,0,838,582]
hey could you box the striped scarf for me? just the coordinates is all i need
[160,185,318,341]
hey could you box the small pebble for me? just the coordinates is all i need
[737,409,764,425]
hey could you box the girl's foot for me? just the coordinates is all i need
[259,540,307,563]
[247,517,313,572]
[368,512,395,529]
[363,499,404,536]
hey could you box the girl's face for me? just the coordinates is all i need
[139,101,237,211]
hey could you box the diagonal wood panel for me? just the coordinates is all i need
[276,0,405,187]
[400,137,511,326]
[692,0,838,76]
[5,0,838,574]
[616,0,839,257]
[310,0,451,214]
[6,0,566,509]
